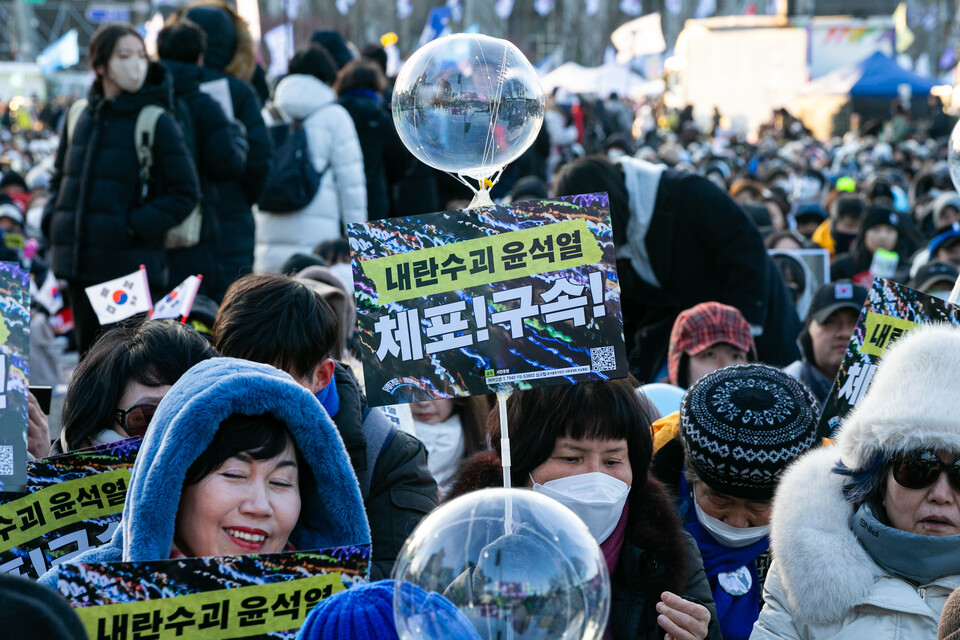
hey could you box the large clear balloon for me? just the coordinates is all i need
[393,488,610,640]
[392,34,545,184]
[950,119,960,192]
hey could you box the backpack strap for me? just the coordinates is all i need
[134,105,164,201]
[65,98,88,145]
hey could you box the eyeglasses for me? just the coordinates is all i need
[892,450,960,493]
[114,403,158,439]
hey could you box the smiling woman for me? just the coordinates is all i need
[38,358,370,584]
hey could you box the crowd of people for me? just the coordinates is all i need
[5,1,960,638]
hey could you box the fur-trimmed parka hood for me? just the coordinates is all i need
[39,357,370,586]
[169,0,257,82]
[836,324,960,470]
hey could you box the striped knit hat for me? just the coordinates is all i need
[668,302,756,387]
[679,364,820,500]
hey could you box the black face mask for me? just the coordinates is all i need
[833,230,857,255]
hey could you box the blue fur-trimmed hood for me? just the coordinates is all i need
[72,358,369,565]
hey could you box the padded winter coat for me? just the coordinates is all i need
[750,448,960,639]
[42,63,199,289]
[255,75,366,272]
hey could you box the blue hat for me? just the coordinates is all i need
[297,580,481,640]
[929,222,960,257]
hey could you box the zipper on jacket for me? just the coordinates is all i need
[918,587,926,601]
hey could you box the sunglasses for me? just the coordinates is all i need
[114,403,158,439]
[892,450,960,493]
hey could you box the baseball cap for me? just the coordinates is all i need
[909,261,959,293]
[808,280,868,325]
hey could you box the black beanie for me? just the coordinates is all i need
[679,364,821,500]
[0,170,27,192]
[860,205,900,236]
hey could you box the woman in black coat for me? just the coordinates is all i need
[42,24,199,355]
[334,59,409,221]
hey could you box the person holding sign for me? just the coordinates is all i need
[53,319,217,453]
[213,273,438,580]
[39,357,369,583]
[449,379,722,640]
[752,325,960,638]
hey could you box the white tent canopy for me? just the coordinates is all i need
[540,61,665,99]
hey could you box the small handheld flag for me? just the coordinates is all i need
[84,265,152,326]
[152,275,203,322]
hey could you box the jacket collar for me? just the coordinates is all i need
[161,60,204,98]
[768,447,940,625]
[330,362,368,472]
[88,61,174,114]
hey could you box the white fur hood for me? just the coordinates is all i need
[768,447,882,625]
[836,324,960,470]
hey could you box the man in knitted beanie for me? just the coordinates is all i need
[297,579,481,640]
[675,364,821,640]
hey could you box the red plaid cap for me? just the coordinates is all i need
[668,302,756,386]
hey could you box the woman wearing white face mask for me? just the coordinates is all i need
[448,378,722,640]
[42,23,200,356]
[664,364,820,640]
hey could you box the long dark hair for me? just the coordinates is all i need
[89,23,145,88]
[61,319,218,450]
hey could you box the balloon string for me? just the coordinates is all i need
[481,46,509,184]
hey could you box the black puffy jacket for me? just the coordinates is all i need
[330,362,439,580]
[163,59,248,301]
[42,63,199,289]
[338,91,409,221]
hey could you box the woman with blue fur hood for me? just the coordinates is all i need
[40,357,369,585]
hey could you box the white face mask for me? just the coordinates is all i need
[531,471,630,543]
[693,497,769,548]
[109,56,148,94]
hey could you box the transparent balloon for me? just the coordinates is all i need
[393,488,610,640]
[392,34,545,189]
[950,119,960,192]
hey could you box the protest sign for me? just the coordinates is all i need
[0,438,139,579]
[54,546,370,640]
[0,261,30,493]
[818,277,960,437]
[348,193,628,406]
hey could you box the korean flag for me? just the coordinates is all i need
[84,266,152,326]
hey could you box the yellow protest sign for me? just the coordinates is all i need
[0,468,129,553]
[75,573,344,639]
[360,218,603,304]
[859,312,920,357]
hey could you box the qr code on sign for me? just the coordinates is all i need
[0,445,12,476]
[590,346,617,372]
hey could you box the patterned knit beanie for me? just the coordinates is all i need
[296,579,481,640]
[679,364,821,501]
[668,302,756,386]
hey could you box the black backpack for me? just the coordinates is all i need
[258,106,324,213]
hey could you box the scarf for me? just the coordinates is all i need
[316,380,340,418]
[853,502,960,584]
[600,500,629,640]
[678,474,769,640]
[341,88,383,104]
[614,156,665,288]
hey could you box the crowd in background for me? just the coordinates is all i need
[7,1,960,639]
